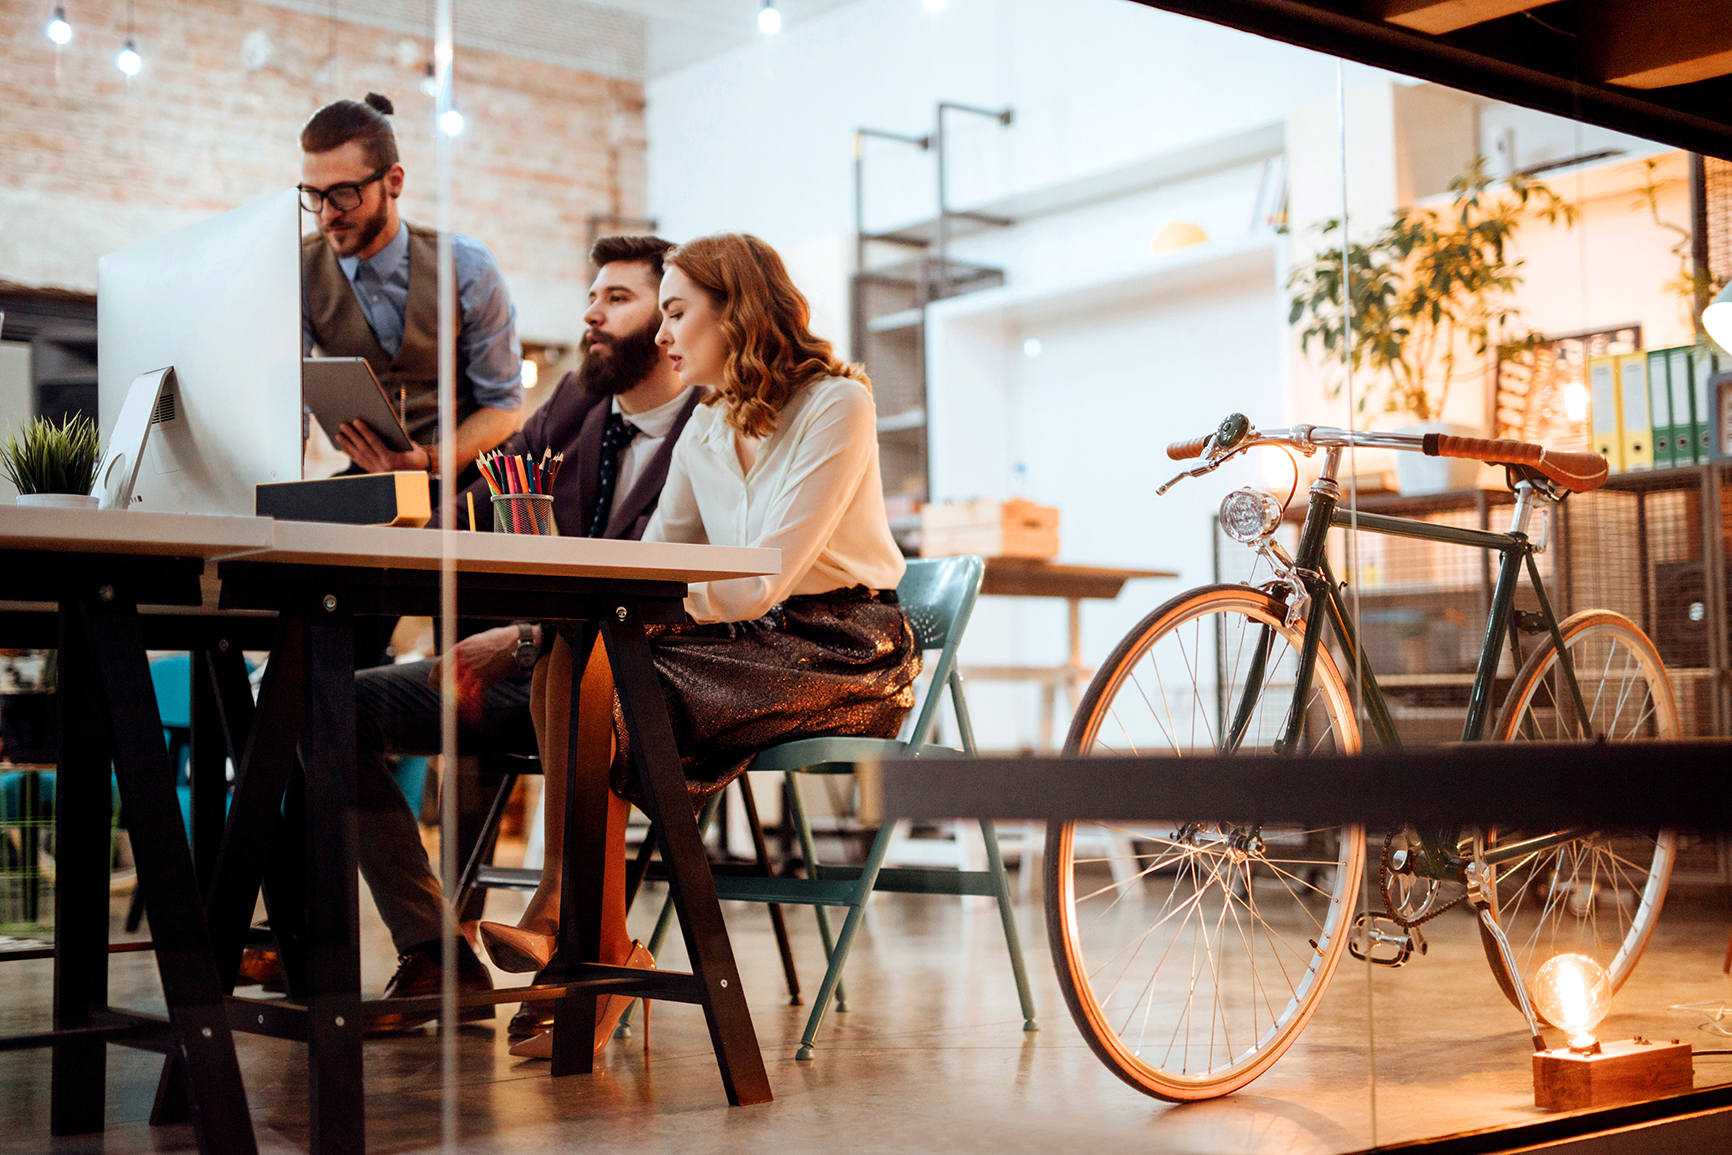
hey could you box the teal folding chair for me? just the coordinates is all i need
[642,555,1037,1060]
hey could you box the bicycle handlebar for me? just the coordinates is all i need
[1166,434,1212,461]
[1164,415,1609,494]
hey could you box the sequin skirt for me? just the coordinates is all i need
[610,586,920,809]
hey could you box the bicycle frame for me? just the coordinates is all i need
[1244,449,1595,882]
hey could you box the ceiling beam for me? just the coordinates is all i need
[1128,1,1732,161]
[1584,0,1732,89]
[1372,0,1539,37]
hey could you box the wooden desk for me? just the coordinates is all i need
[0,508,781,1155]
[960,558,1175,749]
[0,505,276,1154]
[203,521,779,1154]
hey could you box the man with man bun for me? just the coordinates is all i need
[299,92,523,482]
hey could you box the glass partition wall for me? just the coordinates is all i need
[3,1,1731,1152]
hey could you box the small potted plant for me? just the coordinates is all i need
[1,415,103,509]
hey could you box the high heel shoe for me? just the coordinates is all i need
[508,940,655,1059]
[479,919,557,974]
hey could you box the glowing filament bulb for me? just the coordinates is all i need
[1532,953,1613,1049]
[116,38,142,76]
[47,7,72,44]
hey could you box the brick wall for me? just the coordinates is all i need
[0,0,645,342]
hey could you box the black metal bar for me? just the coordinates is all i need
[454,772,517,918]
[202,613,304,992]
[1318,558,1402,750]
[1462,541,1528,742]
[1125,1,1732,162]
[879,743,1732,830]
[299,602,363,1155]
[189,645,226,893]
[83,589,259,1154]
[51,598,111,1137]
[737,773,801,1004]
[1329,507,1519,552]
[601,605,772,1107]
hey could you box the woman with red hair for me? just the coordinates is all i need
[482,233,919,1057]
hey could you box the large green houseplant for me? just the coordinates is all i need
[1288,158,1576,489]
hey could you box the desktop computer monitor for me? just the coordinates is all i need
[97,188,303,516]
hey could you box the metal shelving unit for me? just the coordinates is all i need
[850,103,1014,524]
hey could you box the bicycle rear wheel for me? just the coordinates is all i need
[1045,585,1365,1101]
[1483,610,1677,1018]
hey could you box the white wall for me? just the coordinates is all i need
[646,0,1391,348]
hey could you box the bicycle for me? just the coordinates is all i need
[1043,414,1678,1101]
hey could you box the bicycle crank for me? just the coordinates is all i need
[1347,914,1426,967]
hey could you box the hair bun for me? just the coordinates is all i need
[364,92,395,116]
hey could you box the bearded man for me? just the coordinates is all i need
[253,235,696,1031]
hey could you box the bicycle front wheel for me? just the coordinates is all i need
[1045,585,1365,1101]
[1483,610,1677,1018]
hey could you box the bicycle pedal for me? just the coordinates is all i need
[1347,914,1419,967]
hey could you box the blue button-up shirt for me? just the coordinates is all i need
[302,221,524,411]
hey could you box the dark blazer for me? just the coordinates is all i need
[445,371,704,540]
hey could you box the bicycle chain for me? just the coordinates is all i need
[1379,829,1470,929]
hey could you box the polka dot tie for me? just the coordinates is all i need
[590,412,640,538]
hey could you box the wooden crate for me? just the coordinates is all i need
[1533,1039,1693,1111]
[920,498,1059,559]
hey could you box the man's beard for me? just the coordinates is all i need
[576,316,662,396]
[321,203,390,258]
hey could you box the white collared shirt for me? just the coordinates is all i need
[609,386,693,521]
[644,375,906,623]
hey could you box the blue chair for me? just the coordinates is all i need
[148,654,194,827]
[646,555,1037,1059]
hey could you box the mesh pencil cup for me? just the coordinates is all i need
[492,493,558,535]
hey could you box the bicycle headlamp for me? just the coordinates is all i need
[1220,488,1282,544]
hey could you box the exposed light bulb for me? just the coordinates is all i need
[1563,382,1590,422]
[521,358,539,389]
[1022,338,1042,359]
[47,6,72,44]
[116,38,142,76]
[419,61,437,97]
[758,1,782,35]
[439,108,465,137]
[1531,953,1613,1050]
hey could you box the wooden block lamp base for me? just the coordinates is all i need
[1533,1038,1693,1111]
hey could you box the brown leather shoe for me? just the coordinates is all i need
[368,942,496,1035]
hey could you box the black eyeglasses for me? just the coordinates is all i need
[297,165,391,213]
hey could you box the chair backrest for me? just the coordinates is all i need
[149,653,193,730]
[895,555,984,755]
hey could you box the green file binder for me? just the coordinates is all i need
[1690,346,1717,463]
[1667,346,1690,466]
[1649,349,1675,468]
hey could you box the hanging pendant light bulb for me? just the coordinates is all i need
[420,60,438,97]
[46,6,72,44]
[439,107,465,136]
[758,1,782,35]
[116,0,140,76]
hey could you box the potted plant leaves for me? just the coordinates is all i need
[1,415,103,509]
[1288,157,1576,493]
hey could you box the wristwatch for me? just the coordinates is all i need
[512,622,540,671]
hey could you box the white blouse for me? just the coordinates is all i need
[644,375,907,623]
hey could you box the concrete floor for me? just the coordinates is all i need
[3,849,1731,1154]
